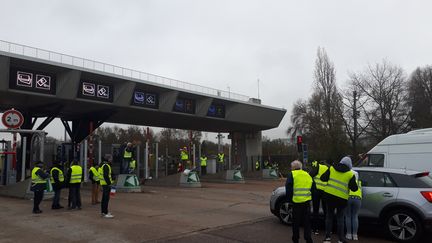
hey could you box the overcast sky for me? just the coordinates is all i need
[1,0,432,142]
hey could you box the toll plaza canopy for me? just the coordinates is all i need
[0,40,286,142]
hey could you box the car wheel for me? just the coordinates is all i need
[385,209,423,242]
[276,199,292,225]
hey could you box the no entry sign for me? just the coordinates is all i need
[1,109,24,129]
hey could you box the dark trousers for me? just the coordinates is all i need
[201,166,207,176]
[101,185,111,214]
[312,189,326,230]
[325,203,346,241]
[33,190,44,212]
[292,201,313,243]
[69,183,81,208]
[52,188,62,208]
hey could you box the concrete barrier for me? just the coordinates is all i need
[262,168,279,180]
[114,174,142,192]
[179,171,201,188]
[224,170,245,183]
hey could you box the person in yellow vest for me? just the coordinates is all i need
[217,152,225,172]
[285,160,314,243]
[344,170,362,241]
[31,161,49,214]
[264,160,270,169]
[180,147,189,169]
[100,157,114,218]
[89,163,100,205]
[67,160,84,210]
[320,156,358,243]
[309,160,329,235]
[200,155,207,176]
[129,159,136,174]
[50,161,65,209]
[122,142,134,174]
[255,160,260,171]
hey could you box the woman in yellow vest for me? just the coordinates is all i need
[345,170,362,241]
[31,161,49,214]
[285,160,314,243]
[320,156,358,243]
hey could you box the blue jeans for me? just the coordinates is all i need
[345,197,362,235]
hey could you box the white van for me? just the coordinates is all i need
[362,128,432,172]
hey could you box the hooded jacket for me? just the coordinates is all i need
[320,162,358,207]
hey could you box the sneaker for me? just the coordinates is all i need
[353,235,358,241]
[313,230,319,235]
[103,214,114,218]
[346,234,352,240]
[323,238,331,243]
[338,241,348,243]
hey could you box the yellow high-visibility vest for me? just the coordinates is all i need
[32,167,47,185]
[89,166,100,181]
[292,170,313,203]
[324,166,354,200]
[314,164,328,191]
[124,150,132,158]
[69,165,83,184]
[200,157,207,166]
[255,161,260,170]
[218,153,224,163]
[50,167,64,183]
[129,160,136,169]
[181,151,188,160]
[349,179,362,198]
[99,163,112,186]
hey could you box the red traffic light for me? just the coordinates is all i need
[296,135,303,144]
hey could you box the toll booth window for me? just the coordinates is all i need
[367,154,384,167]
[207,104,225,118]
[173,98,195,114]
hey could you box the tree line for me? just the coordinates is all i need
[287,47,432,164]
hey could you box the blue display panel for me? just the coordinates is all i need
[207,104,225,118]
[131,90,159,109]
[173,98,195,114]
[9,67,56,95]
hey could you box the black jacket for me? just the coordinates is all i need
[285,169,316,203]
[320,163,358,207]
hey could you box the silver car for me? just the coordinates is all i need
[270,167,432,242]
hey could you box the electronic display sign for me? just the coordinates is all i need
[78,80,113,102]
[207,104,225,118]
[9,67,56,94]
[173,98,195,114]
[131,89,159,109]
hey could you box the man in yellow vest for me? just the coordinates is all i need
[31,161,49,214]
[217,152,225,172]
[67,160,84,210]
[180,147,189,169]
[50,161,65,209]
[100,157,114,218]
[89,163,100,205]
[122,142,134,174]
[344,170,362,241]
[285,160,314,243]
[129,159,136,174]
[309,160,329,235]
[255,160,260,171]
[200,155,207,176]
[320,156,358,243]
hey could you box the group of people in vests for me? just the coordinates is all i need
[285,156,362,243]
[30,158,115,218]
[177,146,226,175]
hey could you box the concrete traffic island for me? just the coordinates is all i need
[114,174,142,192]
[0,178,54,200]
[224,170,245,183]
[179,171,201,188]
[262,168,279,180]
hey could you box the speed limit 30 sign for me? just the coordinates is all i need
[1,109,24,129]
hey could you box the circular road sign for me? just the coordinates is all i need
[1,109,24,129]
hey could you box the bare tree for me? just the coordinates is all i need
[350,60,410,142]
[408,66,432,128]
